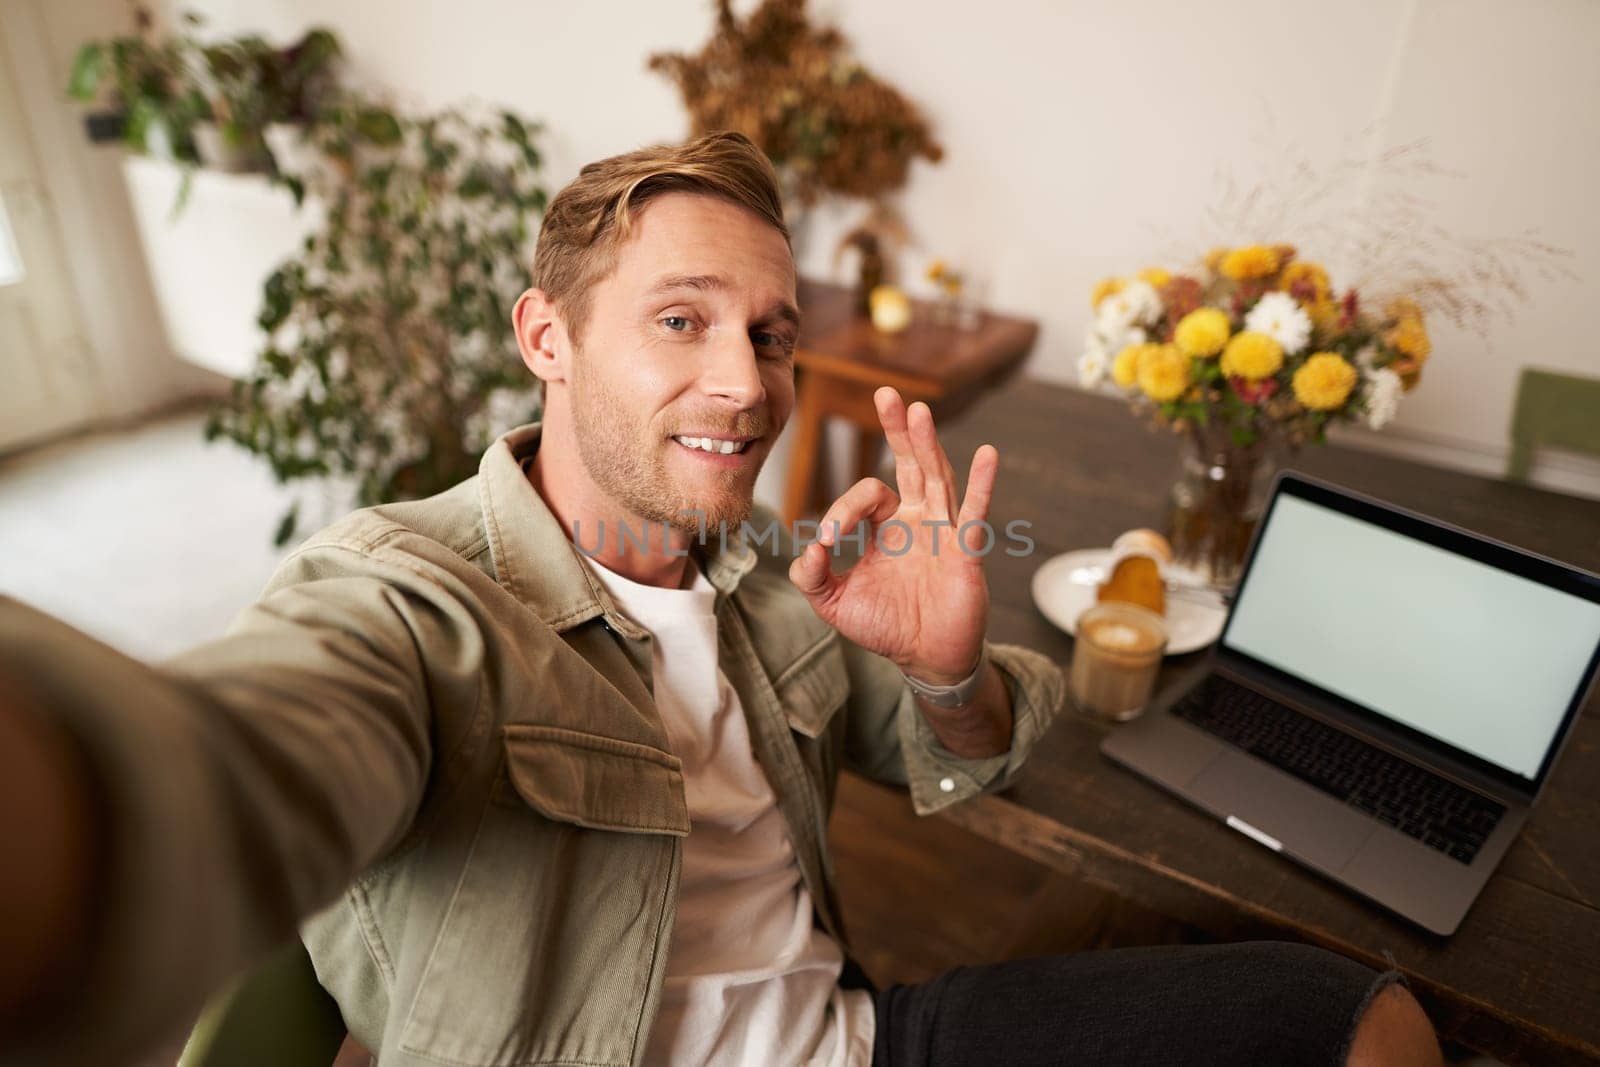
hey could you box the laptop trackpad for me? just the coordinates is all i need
[1187,752,1377,873]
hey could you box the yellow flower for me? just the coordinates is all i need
[1219,331,1284,380]
[1306,298,1340,334]
[1111,343,1145,388]
[1292,352,1358,410]
[1173,307,1231,358]
[1220,245,1281,281]
[926,259,948,282]
[1279,261,1331,302]
[1137,267,1172,289]
[1136,344,1191,402]
[1386,317,1432,361]
[1091,276,1125,309]
[1203,247,1229,273]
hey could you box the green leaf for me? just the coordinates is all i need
[169,164,197,219]
[1230,425,1258,447]
[272,502,300,547]
[124,97,157,153]
[259,268,295,331]
[458,164,492,198]
[355,107,401,145]
[68,43,105,101]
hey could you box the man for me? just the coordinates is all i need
[0,132,1442,1066]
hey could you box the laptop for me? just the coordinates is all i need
[1101,472,1600,935]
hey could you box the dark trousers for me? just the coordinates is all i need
[870,941,1404,1066]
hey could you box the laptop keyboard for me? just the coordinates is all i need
[1173,675,1505,865]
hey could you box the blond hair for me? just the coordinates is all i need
[532,131,788,344]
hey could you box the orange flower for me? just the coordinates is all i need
[1159,276,1204,322]
[1386,317,1432,361]
[1279,261,1331,303]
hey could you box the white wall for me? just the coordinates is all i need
[130,0,1600,495]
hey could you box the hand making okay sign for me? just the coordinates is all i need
[788,386,998,686]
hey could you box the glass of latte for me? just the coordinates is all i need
[1070,602,1168,722]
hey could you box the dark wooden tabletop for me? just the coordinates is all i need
[795,278,1039,399]
[932,378,1600,1066]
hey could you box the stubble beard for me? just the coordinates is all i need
[570,355,764,539]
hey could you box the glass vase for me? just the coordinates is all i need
[1165,425,1286,590]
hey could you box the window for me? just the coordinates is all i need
[0,191,24,287]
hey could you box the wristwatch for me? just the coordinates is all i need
[901,646,989,710]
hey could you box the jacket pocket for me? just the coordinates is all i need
[495,723,690,836]
[772,629,849,739]
[399,727,685,1065]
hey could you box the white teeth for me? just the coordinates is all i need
[675,435,746,454]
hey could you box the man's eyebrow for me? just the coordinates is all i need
[646,273,730,296]
[647,273,802,330]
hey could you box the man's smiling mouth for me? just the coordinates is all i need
[672,435,753,455]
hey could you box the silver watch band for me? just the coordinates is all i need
[901,646,989,709]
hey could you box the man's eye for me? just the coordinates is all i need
[753,331,794,353]
[662,316,692,332]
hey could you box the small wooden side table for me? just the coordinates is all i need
[784,278,1040,523]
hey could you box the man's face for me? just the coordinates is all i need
[567,192,799,534]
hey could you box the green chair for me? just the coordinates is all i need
[1506,367,1600,483]
[178,940,348,1067]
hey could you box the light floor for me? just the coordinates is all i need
[0,410,324,662]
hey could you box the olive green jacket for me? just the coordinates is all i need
[0,422,1064,1067]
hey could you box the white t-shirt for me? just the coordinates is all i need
[581,555,874,1067]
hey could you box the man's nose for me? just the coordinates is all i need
[700,331,766,409]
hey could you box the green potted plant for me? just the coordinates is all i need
[195,26,343,174]
[204,99,551,545]
[69,8,343,176]
[259,28,343,176]
[67,6,207,162]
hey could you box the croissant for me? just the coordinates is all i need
[1096,555,1166,617]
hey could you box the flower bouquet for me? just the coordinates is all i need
[1077,244,1432,586]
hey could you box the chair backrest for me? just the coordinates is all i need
[178,940,347,1067]
[1507,367,1600,483]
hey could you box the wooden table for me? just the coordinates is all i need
[783,279,1037,524]
[933,378,1600,1066]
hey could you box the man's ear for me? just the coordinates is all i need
[513,288,570,384]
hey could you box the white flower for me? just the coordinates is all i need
[1244,292,1312,355]
[1078,347,1108,388]
[1354,345,1378,370]
[1363,367,1402,430]
[1090,322,1145,358]
[1096,279,1163,333]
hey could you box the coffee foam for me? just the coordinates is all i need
[1084,617,1164,654]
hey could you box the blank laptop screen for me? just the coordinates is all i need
[1223,493,1600,781]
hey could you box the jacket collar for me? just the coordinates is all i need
[477,422,758,637]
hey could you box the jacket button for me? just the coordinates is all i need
[939,777,955,793]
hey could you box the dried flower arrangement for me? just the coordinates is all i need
[648,0,942,208]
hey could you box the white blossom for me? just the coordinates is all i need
[1363,367,1402,430]
[1096,279,1163,334]
[1244,292,1312,355]
[1078,347,1108,388]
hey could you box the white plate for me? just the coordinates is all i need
[1030,548,1226,656]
